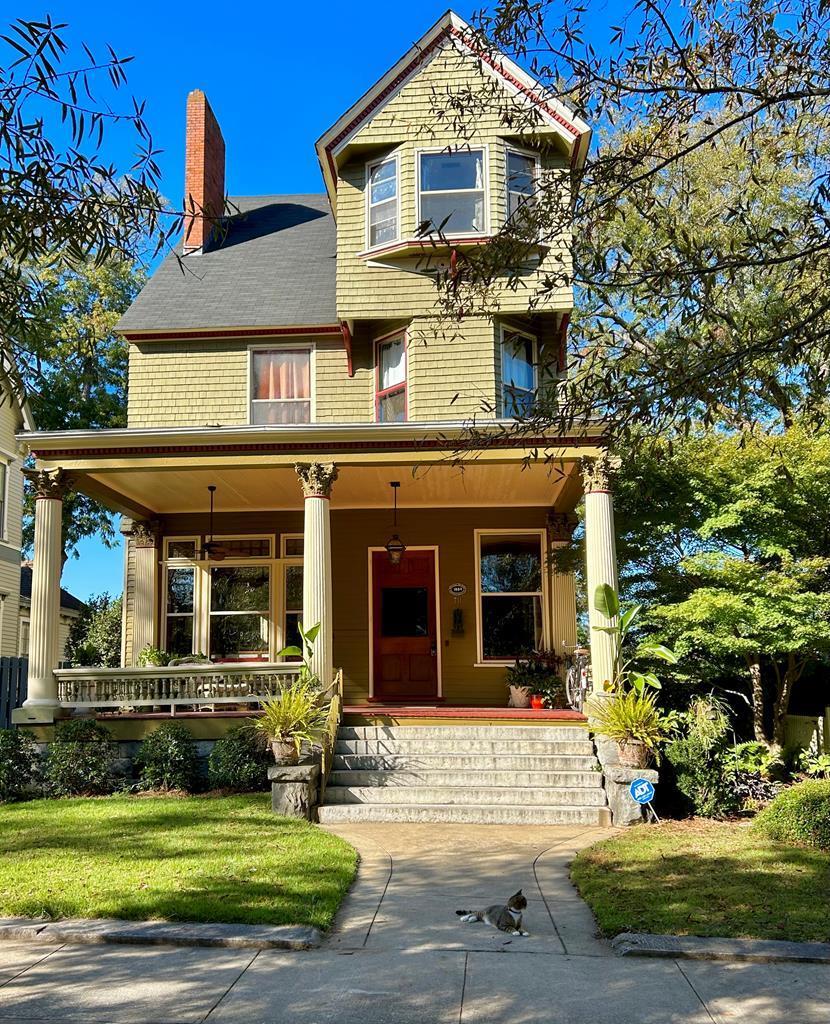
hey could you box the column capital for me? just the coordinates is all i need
[295,462,338,499]
[547,511,578,543]
[23,467,71,500]
[130,519,161,548]
[581,454,615,494]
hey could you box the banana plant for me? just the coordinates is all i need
[277,621,322,686]
[594,584,678,693]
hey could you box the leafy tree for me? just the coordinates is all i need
[66,592,122,667]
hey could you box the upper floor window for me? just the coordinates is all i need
[506,149,538,221]
[376,335,407,422]
[418,149,486,236]
[0,461,8,539]
[501,327,537,418]
[367,157,399,248]
[250,349,310,424]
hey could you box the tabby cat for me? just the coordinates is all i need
[455,889,529,936]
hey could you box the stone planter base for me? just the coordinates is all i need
[604,765,659,826]
[268,762,320,820]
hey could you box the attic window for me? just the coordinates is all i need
[367,157,398,247]
[250,349,311,424]
[418,149,486,236]
[506,149,538,221]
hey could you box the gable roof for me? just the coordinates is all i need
[315,9,591,211]
[20,564,85,614]
[117,195,336,335]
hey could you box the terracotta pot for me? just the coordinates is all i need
[617,739,652,769]
[530,694,546,710]
[508,685,532,709]
[271,739,299,765]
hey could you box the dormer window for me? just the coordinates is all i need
[506,148,539,220]
[418,148,486,236]
[367,157,398,247]
[501,327,537,418]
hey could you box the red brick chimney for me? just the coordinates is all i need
[183,90,225,253]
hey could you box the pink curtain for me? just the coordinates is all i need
[253,350,309,400]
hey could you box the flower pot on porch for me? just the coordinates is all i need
[530,694,545,710]
[271,740,299,766]
[508,685,532,709]
[617,739,652,769]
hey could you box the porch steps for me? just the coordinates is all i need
[317,724,609,825]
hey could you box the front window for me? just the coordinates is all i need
[209,565,270,662]
[251,349,310,424]
[165,566,196,657]
[419,149,486,235]
[477,532,545,661]
[367,157,398,247]
[376,335,406,422]
[506,149,537,221]
[502,329,537,418]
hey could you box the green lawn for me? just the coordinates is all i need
[571,819,830,943]
[0,795,357,929]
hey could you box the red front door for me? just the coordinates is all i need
[372,549,438,700]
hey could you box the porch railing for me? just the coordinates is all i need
[54,663,303,712]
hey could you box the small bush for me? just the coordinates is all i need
[754,780,830,852]
[664,735,739,818]
[46,719,115,796]
[725,741,783,777]
[208,727,271,792]
[136,722,200,792]
[0,728,40,801]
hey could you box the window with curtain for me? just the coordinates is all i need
[376,336,406,422]
[501,330,537,418]
[506,150,537,220]
[418,149,485,234]
[367,157,398,247]
[250,349,311,424]
[478,532,544,660]
[165,566,196,657]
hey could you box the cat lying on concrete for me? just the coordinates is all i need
[456,890,529,936]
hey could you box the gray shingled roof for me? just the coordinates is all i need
[117,195,336,332]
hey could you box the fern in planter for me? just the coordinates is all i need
[586,689,675,766]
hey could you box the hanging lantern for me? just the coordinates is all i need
[385,481,406,565]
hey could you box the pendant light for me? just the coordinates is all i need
[385,481,406,565]
[201,485,228,561]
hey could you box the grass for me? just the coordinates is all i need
[571,819,830,943]
[0,794,357,930]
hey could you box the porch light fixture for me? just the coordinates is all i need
[201,485,228,561]
[385,481,406,565]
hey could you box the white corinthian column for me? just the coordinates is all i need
[583,454,619,693]
[295,462,338,686]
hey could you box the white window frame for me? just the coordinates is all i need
[19,615,30,657]
[162,562,200,658]
[500,324,539,419]
[280,534,304,558]
[365,153,400,251]
[504,145,541,226]
[0,459,9,542]
[163,536,201,562]
[474,528,549,666]
[247,344,315,425]
[206,560,273,663]
[374,328,408,423]
[210,534,274,559]
[416,145,489,238]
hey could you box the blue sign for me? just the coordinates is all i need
[629,778,655,804]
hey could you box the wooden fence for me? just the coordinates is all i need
[0,657,28,729]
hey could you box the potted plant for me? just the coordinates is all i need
[251,622,330,764]
[507,650,565,709]
[586,688,675,767]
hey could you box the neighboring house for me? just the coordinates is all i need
[18,563,84,663]
[16,11,619,725]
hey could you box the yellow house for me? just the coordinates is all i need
[15,12,622,823]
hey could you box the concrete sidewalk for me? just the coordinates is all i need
[0,822,828,1023]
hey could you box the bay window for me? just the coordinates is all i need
[250,348,311,424]
[477,530,546,661]
[501,327,537,418]
[367,157,398,247]
[418,148,486,235]
[375,334,406,422]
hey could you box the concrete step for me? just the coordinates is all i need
[328,768,603,788]
[324,785,608,807]
[338,725,589,741]
[334,738,594,756]
[317,803,607,825]
[332,752,599,772]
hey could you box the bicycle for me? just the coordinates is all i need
[564,646,591,713]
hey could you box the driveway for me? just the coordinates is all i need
[0,822,828,1023]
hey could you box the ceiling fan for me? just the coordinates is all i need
[201,485,228,561]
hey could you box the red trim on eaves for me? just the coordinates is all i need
[122,325,342,343]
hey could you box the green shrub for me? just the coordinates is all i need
[754,780,830,851]
[207,727,271,791]
[725,741,783,777]
[664,735,739,818]
[0,728,40,801]
[46,718,115,796]
[136,722,200,792]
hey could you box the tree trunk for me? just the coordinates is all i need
[746,654,768,744]
[771,652,800,751]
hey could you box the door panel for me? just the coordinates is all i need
[372,550,438,700]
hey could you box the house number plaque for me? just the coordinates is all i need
[448,583,467,597]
